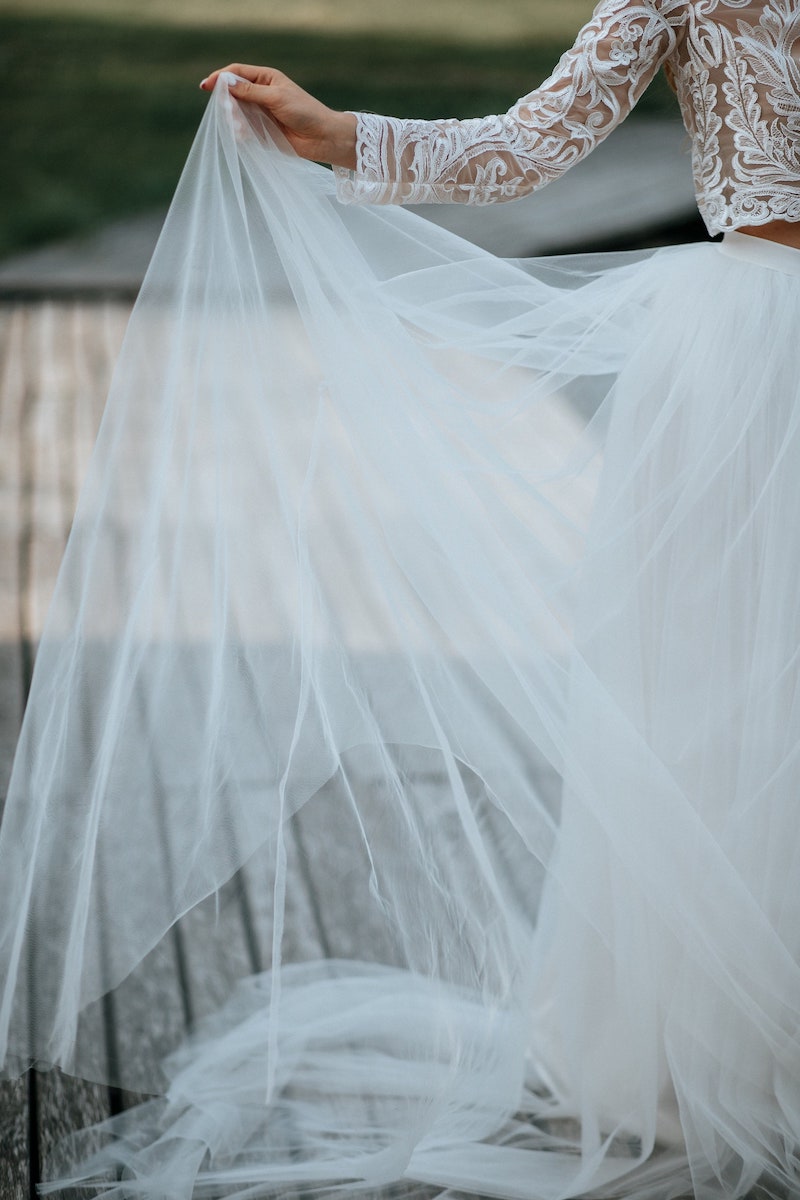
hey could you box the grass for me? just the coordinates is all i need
[0,9,678,258]
[0,0,599,42]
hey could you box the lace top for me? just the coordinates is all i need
[333,0,800,235]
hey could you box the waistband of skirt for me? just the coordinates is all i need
[719,230,800,277]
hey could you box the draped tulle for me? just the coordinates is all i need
[0,79,798,1199]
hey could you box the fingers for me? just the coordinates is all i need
[200,64,276,92]
[225,77,287,117]
[226,78,267,102]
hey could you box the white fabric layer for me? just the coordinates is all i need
[333,0,800,236]
[1,81,799,1200]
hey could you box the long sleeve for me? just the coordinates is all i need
[333,0,678,206]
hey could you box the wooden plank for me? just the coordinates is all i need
[0,305,26,818]
[289,745,556,1200]
[165,652,330,1020]
[0,304,34,1200]
[0,302,133,1189]
[11,302,115,1194]
[36,1072,117,1199]
[0,1077,27,1200]
[288,743,545,963]
[59,299,191,1100]
[289,762,444,1200]
[292,764,402,964]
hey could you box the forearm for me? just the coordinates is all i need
[333,110,587,207]
[333,0,676,208]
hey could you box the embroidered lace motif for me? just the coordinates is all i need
[333,0,800,235]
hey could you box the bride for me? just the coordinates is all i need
[1,1,798,1197]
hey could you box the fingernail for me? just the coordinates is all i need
[199,77,209,89]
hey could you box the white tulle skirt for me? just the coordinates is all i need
[1,81,799,1200]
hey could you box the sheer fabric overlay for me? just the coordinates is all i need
[0,82,799,1200]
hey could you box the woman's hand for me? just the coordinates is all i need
[200,65,357,170]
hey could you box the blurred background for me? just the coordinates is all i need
[0,0,686,261]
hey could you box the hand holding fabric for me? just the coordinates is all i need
[200,64,357,168]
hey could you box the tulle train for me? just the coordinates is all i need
[0,78,798,1199]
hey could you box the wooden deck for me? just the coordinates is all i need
[0,299,413,1199]
[0,287,675,1200]
[0,300,753,1200]
[0,301,123,1199]
[0,295,529,1198]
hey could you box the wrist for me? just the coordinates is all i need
[327,111,358,171]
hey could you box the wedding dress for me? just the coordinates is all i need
[1,1,799,1197]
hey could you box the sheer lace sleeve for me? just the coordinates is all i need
[333,0,678,206]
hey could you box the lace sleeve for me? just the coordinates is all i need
[333,0,678,206]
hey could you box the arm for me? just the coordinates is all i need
[334,0,678,206]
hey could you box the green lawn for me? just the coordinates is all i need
[0,0,598,42]
[0,6,677,258]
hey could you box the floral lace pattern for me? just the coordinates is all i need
[333,0,800,235]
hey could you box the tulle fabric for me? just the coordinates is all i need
[0,80,798,1199]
